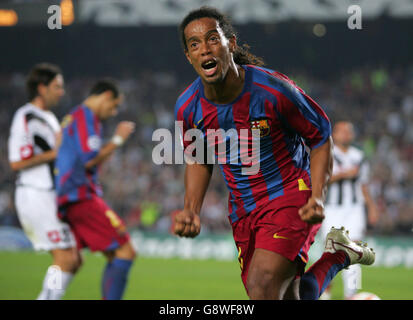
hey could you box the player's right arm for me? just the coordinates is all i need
[9,150,57,171]
[174,163,213,238]
[8,111,58,171]
[328,166,359,184]
[84,121,135,169]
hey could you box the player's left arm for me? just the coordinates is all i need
[83,121,135,169]
[273,78,333,224]
[298,137,333,224]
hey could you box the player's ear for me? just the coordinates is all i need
[37,83,47,97]
[185,50,192,65]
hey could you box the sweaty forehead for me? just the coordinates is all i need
[184,17,221,40]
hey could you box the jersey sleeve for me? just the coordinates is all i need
[273,77,331,149]
[174,87,198,157]
[8,112,34,162]
[71,111,101,165]
[175,106,192,152]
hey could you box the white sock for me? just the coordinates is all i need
[37,265,74,300]
[342,264,362,299]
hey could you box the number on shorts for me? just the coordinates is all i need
[238,246,244,271]
[105,210,121,228]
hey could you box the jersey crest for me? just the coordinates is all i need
[250,118,270,137]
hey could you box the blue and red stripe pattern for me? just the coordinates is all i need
[174,65,331,224]
[55,105,103,208]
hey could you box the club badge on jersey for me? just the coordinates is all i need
[250,119,270,137]
[61,114,73,128]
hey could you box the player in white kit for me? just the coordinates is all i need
[320,121,379,299]
[8,63,81,299]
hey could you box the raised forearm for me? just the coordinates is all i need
[10,150,56,171]
[309,136,333,201]
[183,163,213,215]
[84,142,118,170]
[328,172,345,184]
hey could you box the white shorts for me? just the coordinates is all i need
[320,205,366,241]
[15,186,76,251]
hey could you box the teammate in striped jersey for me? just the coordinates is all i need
[173,6,375,300]
[55,79,136,299]
[320,121,379,299]
[8,63,79,300]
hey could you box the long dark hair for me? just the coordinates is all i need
[179,6,265,67]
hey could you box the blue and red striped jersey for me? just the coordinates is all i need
[55,104,103,207]
[175,65,331,224]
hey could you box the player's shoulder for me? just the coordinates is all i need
[10,103,37,128]
[69,104,92,120]
[61,105,84,129]
[174,78,201,116]
[12,103,34,119]
[246,65,302,96]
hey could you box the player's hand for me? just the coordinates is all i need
[174,209,201,238]
[298,197,325,224]
[114,121,135,141]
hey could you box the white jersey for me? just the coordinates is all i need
[326,145,369,209]
[8,103,60,190]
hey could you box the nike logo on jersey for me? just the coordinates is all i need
[273,233,289,240]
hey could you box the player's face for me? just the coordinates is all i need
[99,91,123,119]
[40,74,65,108]
[184,17,236,85]
[333,122,355,146]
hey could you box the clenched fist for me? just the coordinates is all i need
[114,121,135,141]
[174,209,201,238]
[298,196,325,224]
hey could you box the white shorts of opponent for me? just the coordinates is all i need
[15,186,76,251]
[320,205,366,242]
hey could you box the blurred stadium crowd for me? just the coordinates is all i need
[0,64,412,235]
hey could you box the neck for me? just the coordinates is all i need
[83,96,99,115]
[31,97,47,110]
[202,63,245,104]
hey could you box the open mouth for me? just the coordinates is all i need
[201,59,218,76]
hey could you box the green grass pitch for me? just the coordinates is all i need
[0,251,411,300]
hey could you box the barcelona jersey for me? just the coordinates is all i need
[55,105,103,208]
[175,65,331,224]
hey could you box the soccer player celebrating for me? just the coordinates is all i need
[55,79,136,300]
[173,7,375,300]
[320,121,379,299]
[8,63,79,300]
